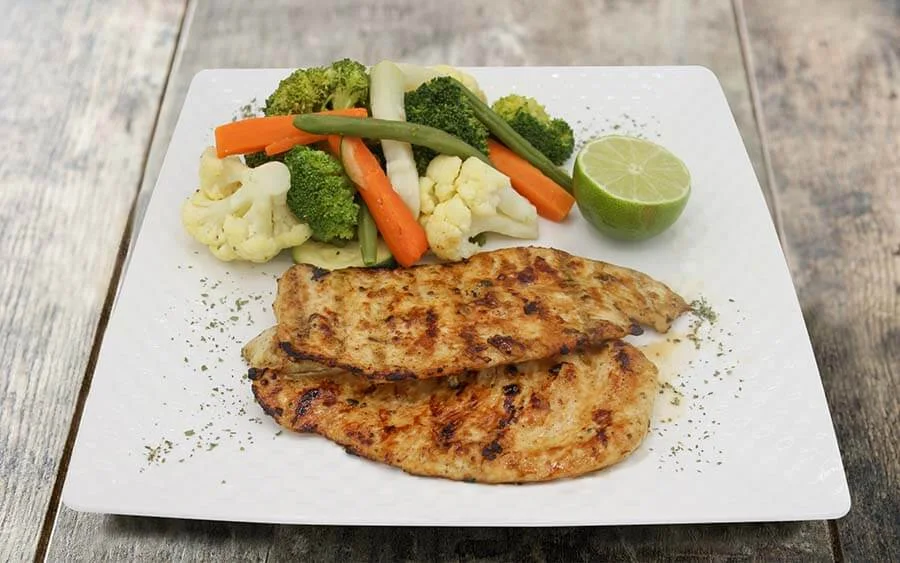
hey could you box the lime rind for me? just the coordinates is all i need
[573,135,691,241]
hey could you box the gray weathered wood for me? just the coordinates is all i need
[740,0,900,560]
[47,517,833,562]
[0,1,186,561]
[47,0,832,560]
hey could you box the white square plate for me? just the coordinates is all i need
[63,67,849,525]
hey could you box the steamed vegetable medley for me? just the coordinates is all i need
[181,59,577,268]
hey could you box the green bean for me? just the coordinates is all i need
[293,115,491,166]
[357,202,378,266]
[451,79,574,191]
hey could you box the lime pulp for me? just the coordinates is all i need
[573,135,691,241]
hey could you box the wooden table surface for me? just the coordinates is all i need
[1,0,897,561]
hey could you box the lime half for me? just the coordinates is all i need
[574,135,691,241]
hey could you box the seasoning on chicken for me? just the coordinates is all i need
[269,246,688,381]
[250,340,657,483]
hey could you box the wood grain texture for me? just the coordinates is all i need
[0,1,186,561]
[47,518,834,562]
[46,0,833,560]
[741,0,900,560]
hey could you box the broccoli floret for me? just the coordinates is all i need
[491,95,574,165]
[264,59,369,116]
[283,146,359,243]
[325,58,369,110]
[264,67,333,116]
[244,151,284,168]
[405,77,489,174]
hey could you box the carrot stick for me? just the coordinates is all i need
[339,137,429,267]
[215,108,367,158]
[264,134,326,156]
[487,139,575,222]
[265,109,368,155]
[325,135,343,158]
[216,116,306,157]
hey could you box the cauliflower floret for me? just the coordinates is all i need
[198,147,246,200]
[425,197,476,261]
[419,176,438,218]
[418,155,465,219]
[419,155,538,261]
[429,65,488,102]
[181,148,312,262]
[430,155,465,202]
[397,63,488,102]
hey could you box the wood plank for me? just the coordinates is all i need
[47,0,832,560]
[0,1,186,560]
[740,0,900,560]
[47,518,832,562]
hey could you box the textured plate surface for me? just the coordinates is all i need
[63,67,849,525]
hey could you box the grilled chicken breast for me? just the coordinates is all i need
[273,246,687,381]
[243,327,342,377]
[250,340,657,483]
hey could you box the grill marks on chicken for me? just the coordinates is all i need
[250,340,657,483]
[247,247,690,482]
[273,246,688,381]
[243,327,342,377]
